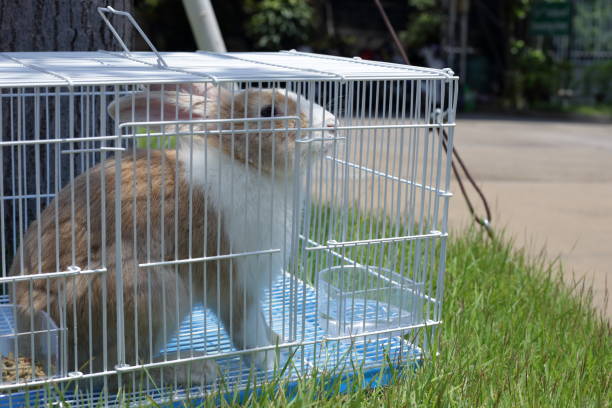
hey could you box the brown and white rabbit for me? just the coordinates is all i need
[9,83,337,389]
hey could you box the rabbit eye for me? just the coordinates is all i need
[260,105,276,117]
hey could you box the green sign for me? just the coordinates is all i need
[530,1,572,36]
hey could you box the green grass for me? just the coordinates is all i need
[210,227,611,408]
[569,104,612,119]
[22,151,608,405]
[527,102,612,120]
[10,219,610,407]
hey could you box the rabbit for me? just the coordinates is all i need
[8,82,338,390]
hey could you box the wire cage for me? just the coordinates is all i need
[0,11,457,407]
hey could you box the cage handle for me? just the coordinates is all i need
[97,6,168,68]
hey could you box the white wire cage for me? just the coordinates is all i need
[0,14,457,407]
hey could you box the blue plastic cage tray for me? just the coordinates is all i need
[0,273,422,406]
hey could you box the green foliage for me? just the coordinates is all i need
[570,103,612,118]
[399,14,442,52]
[582,60,612,103]
[399,0,443,52]
[244,0,314,50]
[512,0,532,20]
[140,0,161,6]
[503,0,612,110]
[409,0,437,8]
[573,0,612,57]
[505,39,568,109]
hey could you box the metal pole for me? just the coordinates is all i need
[182,0,227,52]
[372,0,410,65]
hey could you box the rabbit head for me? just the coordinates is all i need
[108,83,339,176]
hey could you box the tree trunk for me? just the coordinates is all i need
[0,0,133,52]
[0,0,134,274]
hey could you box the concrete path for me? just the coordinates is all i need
[447,117,611,319]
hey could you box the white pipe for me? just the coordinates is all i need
[182,0,227,52]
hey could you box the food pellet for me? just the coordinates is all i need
[2,352,47,382]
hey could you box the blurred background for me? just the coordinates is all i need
[134,0,611,120]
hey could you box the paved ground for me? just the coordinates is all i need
[447,117,612,319]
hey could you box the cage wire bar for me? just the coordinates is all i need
[0,49,457,406]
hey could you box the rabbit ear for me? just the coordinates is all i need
[107,91,213,125]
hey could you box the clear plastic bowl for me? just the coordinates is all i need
[0,304,63,383]
[316,265,424,337]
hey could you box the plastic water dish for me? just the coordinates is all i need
[316,265,424,337]
[0,304,63,383]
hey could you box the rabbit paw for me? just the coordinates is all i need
[176,359,218,387]
[160,351,218,387]
[246,348,279,372]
